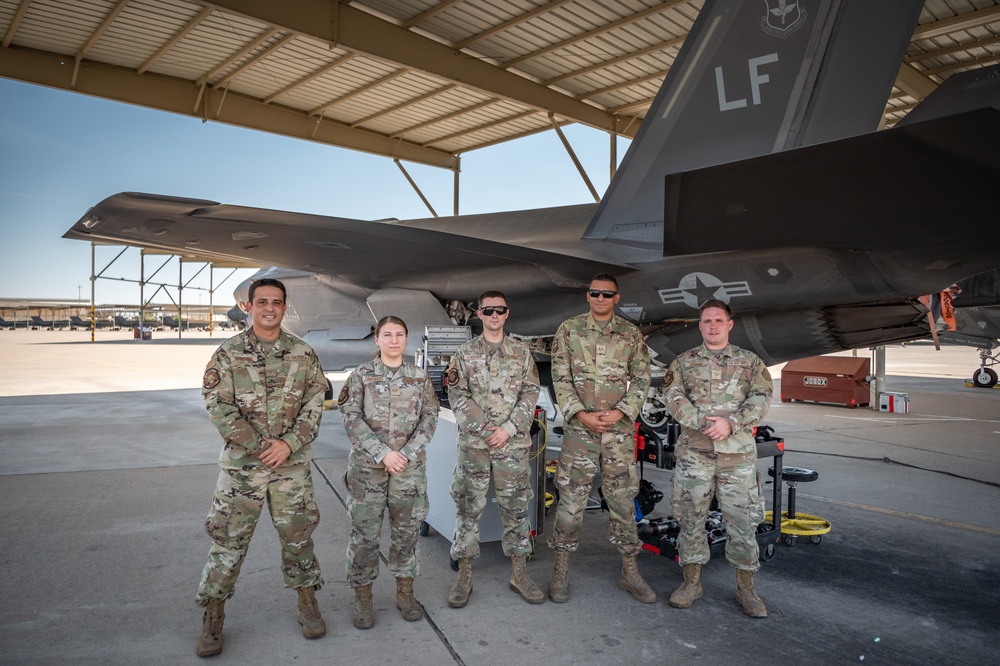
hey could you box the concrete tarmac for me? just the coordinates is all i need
[1,330,998,665]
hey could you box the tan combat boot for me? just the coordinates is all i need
[736,569,767,618]
[352,584,375,629]
[548,550,570,603]
[396,577,423,621]
[195,598,225,657]
[296,586,327,639]
[448,558,473,608]
[617,553,656,603]
[668,563,703,608]
[509,554,545,604]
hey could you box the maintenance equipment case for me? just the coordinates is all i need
[781,355,870,408]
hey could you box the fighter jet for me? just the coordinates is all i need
[64,0,1000,373]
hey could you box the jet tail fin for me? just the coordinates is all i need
[585,0,924,246]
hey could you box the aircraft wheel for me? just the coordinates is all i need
[972,367,998,388]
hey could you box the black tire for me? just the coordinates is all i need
[419,520,430,537]
[761,543,776,562]
[809,535,823,545]
[972,367,998,388]
[783,534,796,547]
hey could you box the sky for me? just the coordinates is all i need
[0,77,631,307]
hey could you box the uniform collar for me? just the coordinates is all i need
[697,343,733,359]
[474,333,512,355]
[243,328,288,355]
[585,311,621,333]
[374,356,410,375]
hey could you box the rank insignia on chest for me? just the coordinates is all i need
[203,368,221,390]
[338,384,350,406]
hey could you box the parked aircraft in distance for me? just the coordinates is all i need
[69,315,112,330]
[30,315,69,330]
[65,0,1000,380]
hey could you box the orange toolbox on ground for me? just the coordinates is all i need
[781,355,870,408]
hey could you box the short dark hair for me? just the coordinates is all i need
[249,278,286,302]
[477,291,508,308]
[589,273,619,289]
[700,299,732,318]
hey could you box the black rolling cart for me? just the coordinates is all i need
[635,421,785,563]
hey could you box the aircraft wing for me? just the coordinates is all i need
[64,193,627,290]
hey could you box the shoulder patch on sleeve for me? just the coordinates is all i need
[663,370,673,386]
[445,357,460,388]
[762,367,772,382]
[338,384,350,406]
[203,368,221,390]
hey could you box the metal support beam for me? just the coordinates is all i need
[871,346,886,410]
[453,156,461,217]
[394,159,438,218]
[0,47,459,169]
[549,113,600,203]
[90,243,96,343]
[204,0,632,136]
[895,63,938,100]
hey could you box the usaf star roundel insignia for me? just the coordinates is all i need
[338,384,350,406]
[203,368,221,390]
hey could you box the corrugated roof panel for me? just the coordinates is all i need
[153,9,272,82]
[85,0,205,69]
[339,70,451,126]
[437,0,548,43]
[407,98,528,145]
[8,0,113,55]
[447,113,552,152]
[356,89,462,134]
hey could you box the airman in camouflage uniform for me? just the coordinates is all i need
[547,274,656,604]
[664,299,773,618]
[445,291,543,608]
[195,279,328,657]
[340,316,438,629]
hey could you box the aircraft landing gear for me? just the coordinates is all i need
[972,348,999,388]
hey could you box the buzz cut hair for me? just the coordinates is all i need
[590,273,619,289]
[249,278,287,302]
[478,290,508,308]
[700,299,732,318]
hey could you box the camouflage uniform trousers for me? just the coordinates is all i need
[548,427,641,556]
[345,458,428,587]
[672,446,764,571]
[450,443,533,560]
[196,463,322,605]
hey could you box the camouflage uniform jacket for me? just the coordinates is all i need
[448,334,540,450]
[341,357,439,467]
[551,312,651,433]
[664,343,773,454]
[202,328,327,470]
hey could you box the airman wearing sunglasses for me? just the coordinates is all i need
[547,273,655,604]
[445,291,543,608]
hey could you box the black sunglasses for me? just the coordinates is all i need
[588,290,617,299]
[479,306,509,316]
